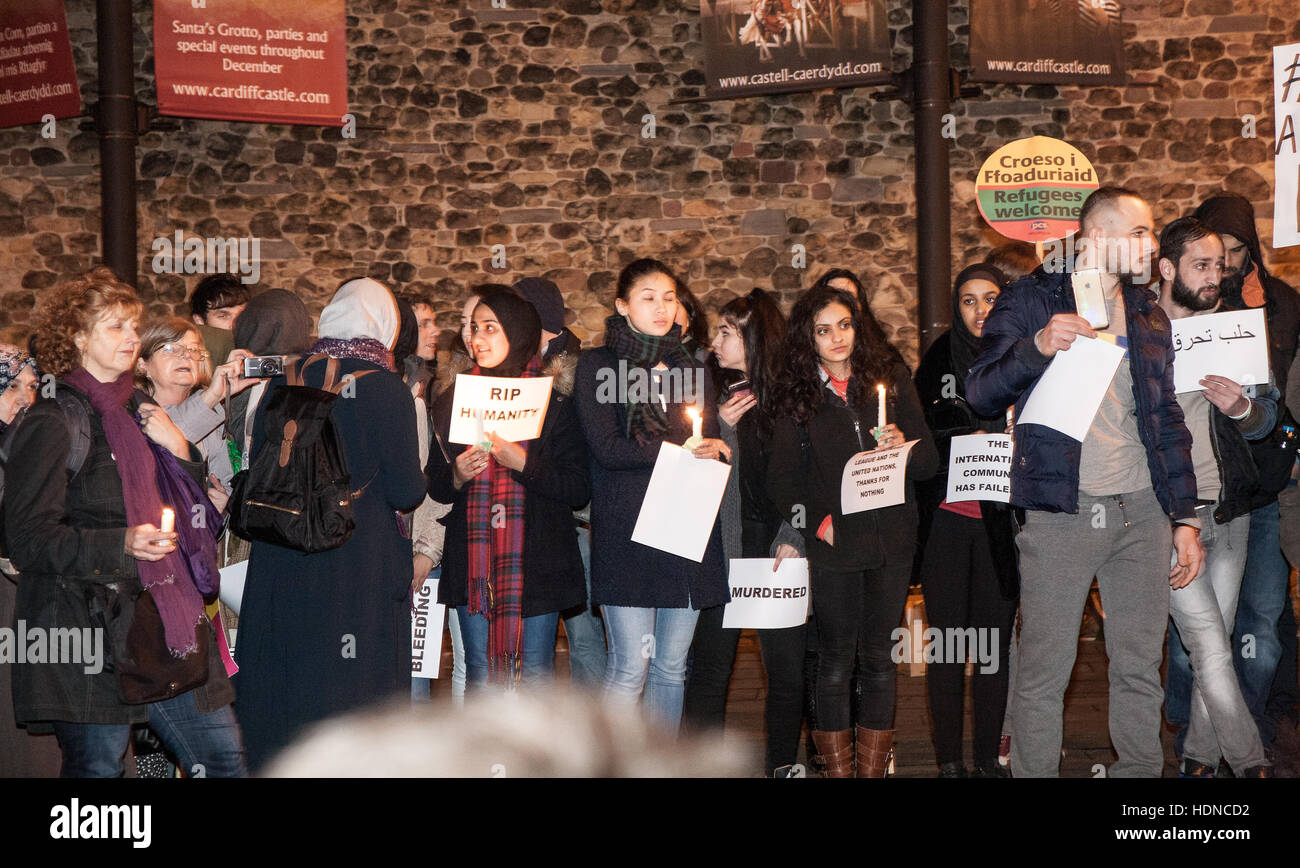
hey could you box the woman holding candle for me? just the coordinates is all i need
[767,282,939,776]
[681,288,809,776]
[427,290,589,691]
[575,258,730,733]
[913,263,1019,778]
[5,268,244,777]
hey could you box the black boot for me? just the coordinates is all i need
[937,760,966,778]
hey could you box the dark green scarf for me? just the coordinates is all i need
[603,313,695,439]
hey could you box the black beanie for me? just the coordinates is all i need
[513,277,566,335]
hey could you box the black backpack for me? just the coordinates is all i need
[0,385,93,509]
[228,354,375,553]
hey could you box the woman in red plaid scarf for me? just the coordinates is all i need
[428,291,590,689]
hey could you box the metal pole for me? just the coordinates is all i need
[911,0,950,356]
[97,0,137,285]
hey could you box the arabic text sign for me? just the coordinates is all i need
[631,442,731,562]
[840,440,918,516]
[153,0,347,126]
[1275,42,1300,250]
[722,558,810,629]
[411,575,445,679]
[0,0,81,130]
[448,375,553,444]
[945,434,1012,504]
[1017,335,1125,440]
[1170,309,1270,394]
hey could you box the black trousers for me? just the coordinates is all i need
[809,560,912,732]
[683,605,809,774]
[919,507,1017,764]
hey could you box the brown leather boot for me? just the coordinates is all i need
[810,730,854,778]
[855,727,895,778]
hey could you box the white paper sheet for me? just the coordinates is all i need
[945,434,1013,503]
[722,558,810,629]
[448,374,553,444]
[1170,308,1271,394]
[840,440,918,515]
[411,575,446,679]
[217,559,247,616]
[631,442,731,562]
[1017,335,1125,440]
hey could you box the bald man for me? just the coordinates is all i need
[966,186,1203,777]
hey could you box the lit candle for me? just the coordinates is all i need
[160,507,175,533]
[876,383,887,430]
[689,405,702,441]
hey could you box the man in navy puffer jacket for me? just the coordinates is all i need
[967,187,1204,777]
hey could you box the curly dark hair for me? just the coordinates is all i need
[773,283,903,426]
[32,267,142,378]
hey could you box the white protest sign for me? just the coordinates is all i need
[840,439,918,515]
[217,559,247,616]
[1170,308,1271,394]
[945,434,1012,503]
[411,575,446,679]
[1017,335,1125,440]
[722,558,810,629]
[448,374,553,444]
[631,442,731,562]
[1275,42,1300,250]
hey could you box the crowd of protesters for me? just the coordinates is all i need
[1,187,1298,778]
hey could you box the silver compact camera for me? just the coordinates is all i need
[243,355,288,378]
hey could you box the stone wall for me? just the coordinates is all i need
[1,0,1298,366]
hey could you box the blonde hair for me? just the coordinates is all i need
[136,317,212,394]
[32,267,142,378]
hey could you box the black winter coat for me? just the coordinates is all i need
[766,360,940,573]
[427,355,589,617]
[574,346,729,610]
[5,383,232,729]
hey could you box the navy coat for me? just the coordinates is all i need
[965,264,1198,519]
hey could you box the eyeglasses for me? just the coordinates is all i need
[157,343,210,361]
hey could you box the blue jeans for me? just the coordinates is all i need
[1232,501,1290,745]
[602,605,700,734]
[53,691,246,778]
[562,526,607,691]
[1165,507,1264,771]
[457,607,559,691]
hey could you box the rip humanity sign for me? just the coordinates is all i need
[945,434,1012,503]
[840,440,918,515]
[448,374,553,444]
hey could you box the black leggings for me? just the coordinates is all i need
[920,508,1016,763]
[683,605,809,774]
[809,561,912,732]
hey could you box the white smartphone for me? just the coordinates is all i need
[1072,270,1109,330]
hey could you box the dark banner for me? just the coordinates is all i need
[0,0,82,130]
[970,0,1125,86]
[154,0,347,127]
[700,0,892,100]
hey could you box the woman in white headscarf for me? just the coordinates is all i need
[233,278,427,771]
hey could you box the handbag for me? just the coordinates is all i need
[89,582,210,705]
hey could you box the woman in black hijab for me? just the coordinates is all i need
[427,291,589,691]
[913,263,1019,779]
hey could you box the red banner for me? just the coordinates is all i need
[0,0,82,130]
[154,0,347,126]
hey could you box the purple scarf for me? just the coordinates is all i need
[64,368,209,657]
[309,337,395,372]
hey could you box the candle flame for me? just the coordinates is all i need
[687,406,700,421]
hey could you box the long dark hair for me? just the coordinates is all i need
[714,288,786,416]
[616,258,681,301]
[775,283,903,425]
[674,280,711,351]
